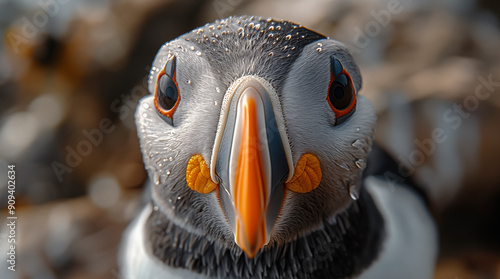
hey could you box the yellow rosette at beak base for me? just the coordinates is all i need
[186,154,218,194]
[285,153,322,193]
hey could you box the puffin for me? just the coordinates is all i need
[119,16,438,279]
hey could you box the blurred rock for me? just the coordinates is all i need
[11,192,141,279]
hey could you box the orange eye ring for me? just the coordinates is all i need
[154,55,181,120]
[327,57,356,125]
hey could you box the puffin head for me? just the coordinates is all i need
[136,16,376,260]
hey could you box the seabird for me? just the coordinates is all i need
[119,16,438,279]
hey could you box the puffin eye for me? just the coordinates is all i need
[154,55,180,120]
[327,56,356,125]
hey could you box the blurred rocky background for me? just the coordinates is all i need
[0,0,499,278]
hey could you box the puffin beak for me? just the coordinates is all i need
[233,87,270,257]
[212,78,292,258]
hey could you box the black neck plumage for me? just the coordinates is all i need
[145,183,385,279]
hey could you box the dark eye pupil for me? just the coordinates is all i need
[329,74,353,110]
[157,75,178,110]
[334,87,344,100]
[166,86,176,100]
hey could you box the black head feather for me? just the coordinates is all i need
[180,15,327,91]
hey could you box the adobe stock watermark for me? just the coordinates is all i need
[212,0,404,51]
[51,68,151,182]
[7,0,70,54]
[346,0,406,54]
[212,0,243,19]
[383,74,499,187]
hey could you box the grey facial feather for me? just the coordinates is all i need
[136,16,375,245]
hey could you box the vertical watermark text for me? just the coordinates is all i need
[6,164,17,272]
